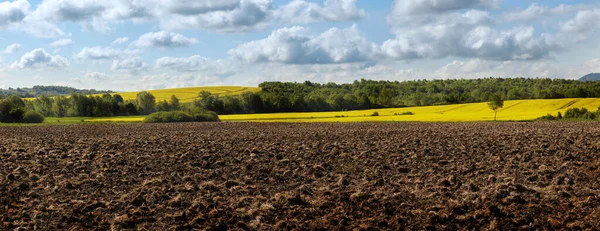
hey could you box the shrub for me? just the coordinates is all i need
[144,110,219,123]
[1,108,25,123]
[371,112,379,117]
[538,114,557,121]
[22,111,45,123]
[186,108,220,122]
[564,108,588,119]
[394,111,414,116]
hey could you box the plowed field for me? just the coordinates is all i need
[1,122,600,230]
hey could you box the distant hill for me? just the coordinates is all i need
[579,73,600,81]
[0,85,113,98]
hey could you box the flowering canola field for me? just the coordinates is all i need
[103,86,261,103]
[84,98,600,123]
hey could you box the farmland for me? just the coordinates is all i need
[1,122,599,230]
[75,98,600,123]
[25,86,261,103]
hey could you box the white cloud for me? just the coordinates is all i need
[51,38,73,47]
[155,55,236,76]
[158,0,272,33]
[10,48,69,69]
[503,3,591,22]
[0,0,29,27]
[84,71,108,80]
[274,0,365,24]
[29,0,152,33]
[0,0,66,38]
[75,46,123,60]
[229,25,381,64]
[389,0,498,18]
[383,0,564,61]
[24,0,364,34]
[71,71,109,84]
[131,31,198,48]
[17,20,66,38]
[3,43,22,54]
[111,37,129,45]
[559,9,600,41]
[111,57,148,72]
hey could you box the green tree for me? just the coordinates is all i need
[52,96,68,117]
[156,100,170,112]
[487,94,504,121]
[169,95,180,111]
[136,91,156,115]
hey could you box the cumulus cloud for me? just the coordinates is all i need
[84,71,108,80]
[111,37,129,45]
[0,0,29,27]
[559,9,600,41]
[23,0,364,34]
[10,48,69,69]
[158,0,272,33]
[156,55,236,76]
[76,46,122,60]
[273,0,365,24]
[383,0,564,61]
[51,38,73,47]
[503,3,591,22]
[229,25,381,64]
[131,31,198,48]
[3,43,22,54]
[18,20,66,38]
[29,0,152,33]
[111,57,148,72]
[388,0,498,18]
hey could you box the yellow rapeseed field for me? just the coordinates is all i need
[84,98,600,123]
[99,86,261,103]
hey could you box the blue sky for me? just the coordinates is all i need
[0,0,599,91]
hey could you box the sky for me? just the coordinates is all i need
[0,0,599,91]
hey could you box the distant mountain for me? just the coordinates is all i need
[579,73,600,81]
[0,85,113,98]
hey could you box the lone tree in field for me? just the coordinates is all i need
[488,94,504,121]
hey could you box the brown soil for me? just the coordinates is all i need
[1,122,600,230]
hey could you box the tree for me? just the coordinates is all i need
[0,95,26,123]
[52,96,68,117]
[136,91,156,115]
[156,100,170,112]
[169,95,180,111]
[487,94,504,121]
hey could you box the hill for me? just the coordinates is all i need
[579,73,600,81]
[103,86,261,103]
[0,86,112,98]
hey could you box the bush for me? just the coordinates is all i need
[371,112,379,116]
[1,108,25,123]
[538,114,557,121]
[22,111,45,123]
[144,111,193,123]
[394,111,414,116]
[186,108,220,122]
[144,110,219,123]
[564,108,588,119]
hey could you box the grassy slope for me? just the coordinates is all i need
[76,98,600,123]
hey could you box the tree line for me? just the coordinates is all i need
[3,77,600,121]
[0,85,112,98]
[194,78,600,114]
